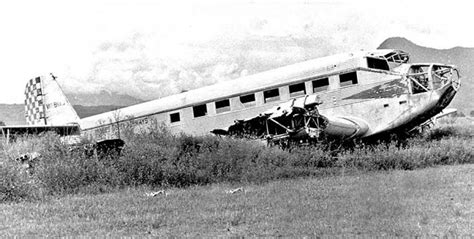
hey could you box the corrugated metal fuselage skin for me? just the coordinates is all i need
[78,52,457,142]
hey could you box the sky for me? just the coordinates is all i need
[0,0,473,104]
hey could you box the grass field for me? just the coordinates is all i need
[1,164,472,237]
[1,121,472,236]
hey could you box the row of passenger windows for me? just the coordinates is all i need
[170,71,358,122]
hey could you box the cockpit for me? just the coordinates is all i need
[366,49,410,70]
[364,50,460,95]
[407,64,460,94]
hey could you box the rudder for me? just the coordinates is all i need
[24,74,80,125]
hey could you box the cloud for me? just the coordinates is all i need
[60,32,335,101]
[1,0,472,104]
[59,33,247,100]
[54,1,473,103]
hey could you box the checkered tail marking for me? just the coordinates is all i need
[24,77,46,125]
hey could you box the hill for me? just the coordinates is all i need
[378,37,473,113]
[0,104,25,125]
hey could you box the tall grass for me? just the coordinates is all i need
[1,123,472,202]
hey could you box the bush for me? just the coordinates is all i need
[0,158,41,202]
[336,133,473,171]
[34,148,120,195]
[0,134,52,202]
[0,124,472,201]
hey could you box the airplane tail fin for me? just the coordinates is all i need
[24,74,80,125]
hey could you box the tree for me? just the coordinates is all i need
[0,121,5,126]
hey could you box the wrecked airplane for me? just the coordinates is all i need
[0,49,460,147]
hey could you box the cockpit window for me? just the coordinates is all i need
[367,57,390,71]
[384,51,409,63]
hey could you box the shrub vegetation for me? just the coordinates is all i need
[1,123,472,201]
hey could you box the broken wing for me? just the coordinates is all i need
[211,95,370,142]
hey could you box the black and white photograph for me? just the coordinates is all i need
[0,0,472,237]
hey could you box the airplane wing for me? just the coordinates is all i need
[211,95,369,143]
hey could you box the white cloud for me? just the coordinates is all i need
[0,0,473,103]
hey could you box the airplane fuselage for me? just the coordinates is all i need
[76,50,459,142]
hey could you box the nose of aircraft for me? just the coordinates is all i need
[433,66,460,110]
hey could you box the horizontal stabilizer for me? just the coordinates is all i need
[0,124,80,137]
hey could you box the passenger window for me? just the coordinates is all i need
[215,99,231,113]
[263,88,280,103]
[240,93,256,105]
[312,78,329,92]
[170,112,180,123]
[339,72,358,87]
[289,82,306,97]
[193,104,207,118]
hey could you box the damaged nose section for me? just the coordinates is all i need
[432,65,461,91]
[432,65,461,110]
[408,64,461,94]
